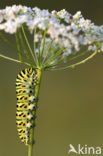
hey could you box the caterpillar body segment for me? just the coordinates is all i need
[16,68,39,145]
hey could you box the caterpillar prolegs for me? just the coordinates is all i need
[16,68,40,145]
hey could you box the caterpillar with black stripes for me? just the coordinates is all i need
[16,68,39,145]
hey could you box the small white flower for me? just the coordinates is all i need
[57,9,67,18]
[88,45,97,51]
[73,11,81,20]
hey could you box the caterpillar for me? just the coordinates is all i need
[16,68,39,145]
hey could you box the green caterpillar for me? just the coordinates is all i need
[16,68,38,145]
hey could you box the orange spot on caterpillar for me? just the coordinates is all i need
[22,90,25,93]
[22,122,25,126]
[22,130,25,133]
[26,73,29,76]
[23,78,26,81]
[22,114,26,117]
[22,84,25,87]
[23,105,27,108]
[24,96,27,100]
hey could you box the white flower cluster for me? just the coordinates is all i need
[0,5,103,61]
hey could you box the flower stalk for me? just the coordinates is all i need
[28,69,42,156]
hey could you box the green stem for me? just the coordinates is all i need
[42,40,53,64]
[40,30,46,63]
[43,47,64,68]
[45,50,89,69]
[21,25,36,63]
[48,50,98,71]
[0,54,30,66]
[15,33,22,61]
[18,29,32,65]
[28,69,42,156]
[33,27,39,66]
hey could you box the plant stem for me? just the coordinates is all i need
[21,25,36,63]
[48,50,98,71]
[28,68,42,156]
[0,54,30,66]
[15,33,22,61]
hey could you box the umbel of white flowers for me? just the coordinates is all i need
[0,5,103,70]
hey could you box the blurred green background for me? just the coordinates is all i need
[0,0,103,156]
